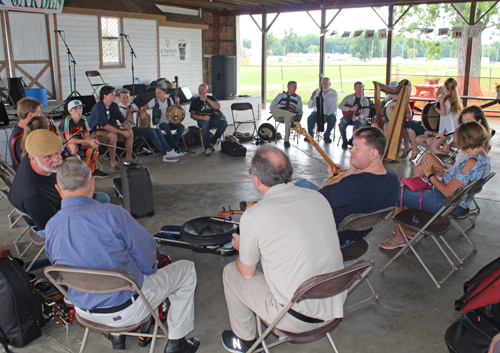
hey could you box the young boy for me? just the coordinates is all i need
[59,99,109,177]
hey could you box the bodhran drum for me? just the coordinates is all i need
[181,217,237,246]
[258,123,276,141]
[422,103,440,132]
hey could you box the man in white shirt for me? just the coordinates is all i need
[338,81,370,149]
[116,88,182,162]
[306,77,338,143]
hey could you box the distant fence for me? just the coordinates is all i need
[240,63,500,118]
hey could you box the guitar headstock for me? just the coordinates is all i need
[290,122,306,136]
[174,76,178,84]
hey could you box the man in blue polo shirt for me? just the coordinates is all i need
[45,158,200,353]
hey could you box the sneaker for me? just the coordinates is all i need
[110,165,121,173]
[210,144,216,152]
[205,148,213,156]
[348,139,353,147]
[174,148,186,156]
[221,331,257,353]
[163,155,179,163]
[304,137,309,143]
[166,150,184,158]
[324,137,332,143]
[92,169,110,178]
[341,142,348,150]
[284,141,290,148]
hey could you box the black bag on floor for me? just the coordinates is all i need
[445,308,500,353]
[120,161,154,218]
[221,136,246,157]
[0,256,44,352]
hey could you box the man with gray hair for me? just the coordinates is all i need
[306,77,338,143]
[221,145,345,353]
[45,158,200,353]
[8,129,110,239]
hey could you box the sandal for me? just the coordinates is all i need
[409,151,419,161]
[400,148,411,158]
[379,238,405,250]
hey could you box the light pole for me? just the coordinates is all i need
[371,40,374,60]
[401,43,404,58]
[413,42,416,60]
[382,41,385,58]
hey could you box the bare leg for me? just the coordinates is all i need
[413,153,445,177]
[429,136,444,154]
[380,207,405,247]
[125,133,133,160]
[107,132,118,168]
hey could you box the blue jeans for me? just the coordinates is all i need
[295,179,320,191]
[34,192,110,239]
[307,112,336,139]
[159,122,185,151]
[197,117,228,150]
[405,121,426,136]
[397,187,464,216]
[339,116,364,144]
[133,127,170,155]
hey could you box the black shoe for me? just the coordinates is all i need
[348,139,353,147]
[221,330,259,353]
[284,141,290,148]
[324,137,332,143]
[304,137,309,142]
[165,337,200,353]
[108,334,126,350]
[92,169,110,178]
[342,142,348,150]
[138,316,153,348]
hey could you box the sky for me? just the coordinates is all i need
[240,7,498,45]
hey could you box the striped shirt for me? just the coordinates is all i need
[270,92,303,116]
[58,116,90,137]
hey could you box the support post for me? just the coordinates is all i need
[261,12,267,109]
[319,7,326,84]
[463,1,477,107]
[386,5,394,85]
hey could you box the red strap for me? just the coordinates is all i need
[419,190,425,210]
[9,131,23,164]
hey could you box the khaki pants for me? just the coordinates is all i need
[270,107,300,143]
[76,260,197,340]
[223,262,323,340]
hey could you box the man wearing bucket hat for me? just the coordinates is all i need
[8,97,42,171]
[8,129,110,239]
[59,99,109,178]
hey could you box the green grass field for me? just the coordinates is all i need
[240,62,500,103]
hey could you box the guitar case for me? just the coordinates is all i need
[154,219,237,257]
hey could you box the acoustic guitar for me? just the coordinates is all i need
[342,103,371,118]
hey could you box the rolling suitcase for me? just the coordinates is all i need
[119,161,155,218]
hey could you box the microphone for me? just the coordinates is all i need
[120,33,128,37]
[54,30,63,33]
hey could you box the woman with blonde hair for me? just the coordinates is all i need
[380,121,491,249]
[416,78,463,155]
[20,115,50,157]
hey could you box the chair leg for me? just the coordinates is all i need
[448,218,478,263]
[345,276,379,311]
[13,225,30,255]
[18,241,34,259]
[79,327,90,353]
[149,321,159,353]
[326,332,340,353]
[26,244,46,272]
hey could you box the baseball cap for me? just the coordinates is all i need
[67,100,85,111]
[25,129,63,157]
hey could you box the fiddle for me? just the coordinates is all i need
[47,115,73,159]
[84,132,101,173]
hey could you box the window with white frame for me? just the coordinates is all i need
[99,16,124,68]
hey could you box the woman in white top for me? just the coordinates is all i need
[413,105,491,178]
[416,78,463,155]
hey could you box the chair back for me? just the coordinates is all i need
[231,102,253,111]
[292,260,374,304]
[44,265,138,295]
[337,207,395,233]
[467,172,495,197]
[85,71,101,78]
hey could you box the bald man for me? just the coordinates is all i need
[189,84,228,156]
[221,145,345,353]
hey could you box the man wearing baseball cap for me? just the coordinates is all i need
[8,129,109,239]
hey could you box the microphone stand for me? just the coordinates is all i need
[57,31,80,100]
[123,35,137,96]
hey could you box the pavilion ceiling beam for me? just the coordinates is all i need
[371,6,388,27]
[325,8,341,29]
[473,0,498,25]
[393,5,411,27]
[450,3,470,24]
[462,1,476,106]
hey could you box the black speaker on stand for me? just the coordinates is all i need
[212,56,236,100]
[9,77,25,107]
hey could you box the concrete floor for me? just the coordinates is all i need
[1,102,500,353]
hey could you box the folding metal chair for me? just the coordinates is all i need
[44,265,168,353]
[337,207,395,309]
[85,71,108,99]
[380,182,477,288]
[247,260,375,353]
[231,103,257,138]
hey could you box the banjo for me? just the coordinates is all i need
[167,76,185,124]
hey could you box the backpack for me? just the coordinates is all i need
[0,256,45,352]
[184,126,201,146]
[445,257,500,353]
